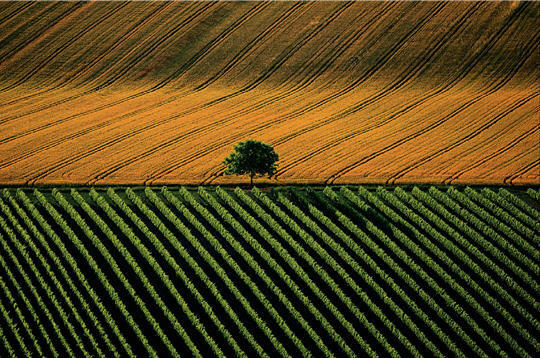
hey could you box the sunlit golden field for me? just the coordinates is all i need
[0,1,538,185]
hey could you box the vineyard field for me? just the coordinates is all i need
[0,1,538,185]
[0,185,538,357]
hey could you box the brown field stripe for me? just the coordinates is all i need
[0,1,214,122]
[0,1,258,127]
[152,2,493,184]
[19,2,309,184]
[0,2,302,162]
[141,2,393,183]
[271,2,480,178]
[87,2,358,184]
[138,2,398,184]
[0,2,41,43]
[272,0,526,162]
[382,34,539,184]
[74,1,353,183]
[505,158,540,184]
[193,1,400,125]
[192,1,312,91]
[271,0,520,164]
[0,2,289,169]
[435,108,534,180]
[1,0,339,137]
[270,1,450,128]
[321,3,535,184]
[1,3,130,92]
[387,92,537,185]
[0,2,173,108]
[0,2,79,64]
[0,2,88,76]
[446,124,539,184]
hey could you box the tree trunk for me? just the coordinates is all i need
[250,173,254,189]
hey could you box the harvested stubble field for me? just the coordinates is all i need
[0,185,538,357]
[0,1,538,186]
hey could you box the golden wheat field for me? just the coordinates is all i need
[0,1,538,185]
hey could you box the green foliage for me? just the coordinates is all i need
[0,185,538,357]
[223,140,278,184]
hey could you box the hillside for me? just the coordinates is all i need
[0,185,538,357]
[0,1,538,185]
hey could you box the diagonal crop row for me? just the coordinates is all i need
[219,186,358,357]
[193,186,314,357]
[66,189,186,358]
[315,186,467,357]
[355,186,507,357]
[374,187,529,357]
[140,187,274,357]
[0,286,31,358]
[0,194,105,358]
[160,186,293,356]
[0,272,43,357]
[17,190,127,357]
[278,189,424,357]
[395,187,538,347]
[415,187,537,309]
[447,187,539,283]
[251,187,395,356]
[526,188,540,201]
[428,187,538,291]
[0,211,81,357]
[337,186,488,357]
[34,189,157,358]
[298,186,463,357]
[484,189,539,236]
[115,187,257,357]
[88,188,226,358]
[465,187,538,250]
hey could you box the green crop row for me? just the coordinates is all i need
[0,185,536,357]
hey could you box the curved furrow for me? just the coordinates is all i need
[0,2,34,24]
[1,3,129,93]
[424,105,535,180]
[0,4,304,167]
[76,2,354,183]
[0,1,214,123]
[132,2,401,183]
[445,120,538,184]
[261,1,449,130]
[0,2,87,73]
[505,158,540,185]
[147,1,271,92]
[0,1,281,134]
[323,9,536,184]
[383,44,539,184]
[20,2,344,184]
[0,2,69,63]
[271,3,481,178]
[0,2,42,44]
[185,1,401,132]
[482,145,538,181]
[0,3,172,108]
[191,1,311,92]
[273,2,530,180]
[0,2,301,171]
[0,0,335,134]
[386,91,537,184]
[0,1,263,129]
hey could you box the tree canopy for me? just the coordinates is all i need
[223,140,279,186]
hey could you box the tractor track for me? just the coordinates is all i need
[321,2,534,184]
[445,123,539,184]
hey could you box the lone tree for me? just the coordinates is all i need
[223,140,279,187]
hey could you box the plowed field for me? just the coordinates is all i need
[0,1,538,185]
